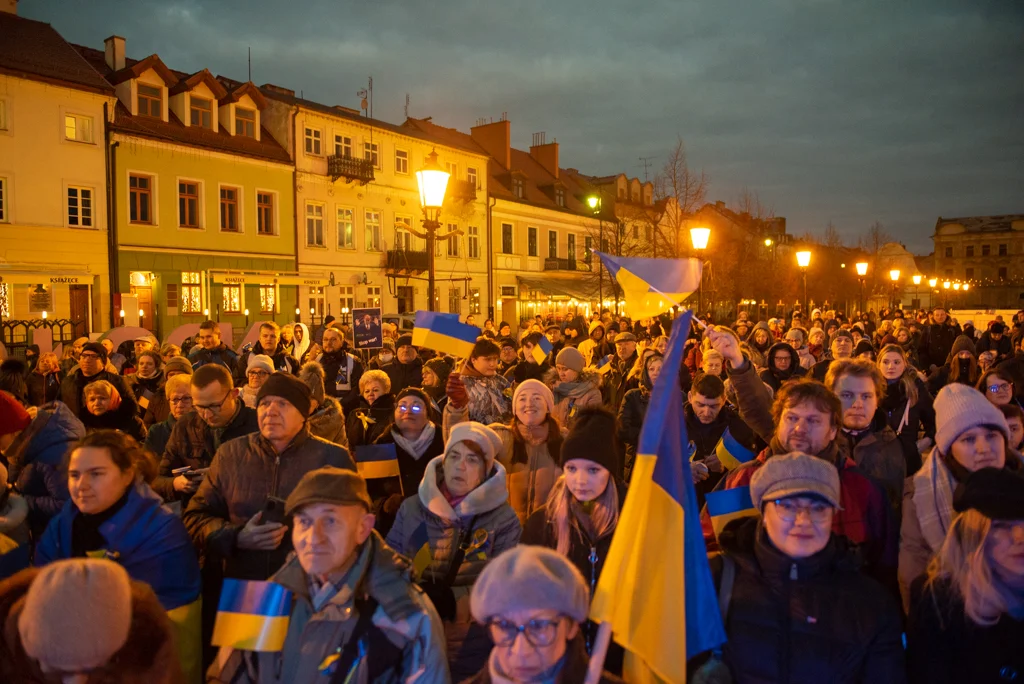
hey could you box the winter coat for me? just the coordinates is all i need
[144,414,177,459]
[0,492,30,580]
[210,532,450,684]
[907,576,1024,684]
[125,371,164,419]
[709,517,906,684]
[81,402,148,443]
[918,321,960,370]
[346,393,395,451]
[757,342,807,393]
[386,456,521,681]
[684,402,761,508]
[25,369,61,407]
[315,348,365,413]
[838,412,906,514]
[3,401,81,535]
[458,366,512,426]
[36,480,202,613]
[234,342,297,387]
[880,377,935,475]
[602,351,639,410]
[307,395,347,446]
[976,330,1013,362]
[0,567,184,684]
[549,370,603,431]
[463,637,624,684]
[188,342,239,375]
[182,428,354,581]
[616,355,657,475]
[503,358,551,386]
[154,404,260,502]
[59,366,138,422]
[384,358,423,395]
[143,389,171,427]
[372,426,445,506]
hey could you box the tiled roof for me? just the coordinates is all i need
[0,13,113,94]
[936,215,1024,233]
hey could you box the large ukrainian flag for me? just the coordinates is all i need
[412,310,478,357]
[594,252,703,320]
[589,311,726,683]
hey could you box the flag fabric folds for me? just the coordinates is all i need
[408,522,434,580]
[532,336,553,364]
[594,252,703,320]
[715,428,756,470]
[595,354,614,375]
[412,310,478,357]
[705,486,759,540]
[355,444,401,481]
[589,311,726,683]
[212,579,292,652]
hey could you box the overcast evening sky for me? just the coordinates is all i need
[24,0,1024,253]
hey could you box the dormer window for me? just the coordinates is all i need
[137,85,162,118]
[235,107,256,137]
[555,187,565,207]
[190,97,213,129]
[512,177,524,199]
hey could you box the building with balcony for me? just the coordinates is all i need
[0,8,116,339]
[258,90,490,324]
[933,214,1024,309]
[74,37,298,340]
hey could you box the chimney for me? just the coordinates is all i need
[0,0,18,15]
[529,136,559,180]
[104,35,126,71]
[261,83,295,97]
[470,119,511,170]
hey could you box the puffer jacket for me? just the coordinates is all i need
[386,456,520,682]
[155,404,259,502]
[189,342,239,375]
[307,395,347,446]
[59,366,138,422]
[548,368,603,431]
[0,492,30,580]
[880,377,935,475]
[709,517,906,684]
[346,393,395,451]
[211,532,450,684]
[757,342,807,393]
[182,428,354,581]
[4,401,81,535]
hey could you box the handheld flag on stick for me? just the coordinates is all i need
[594,251,702,319]
[588,311,725,683]
[212,580,292,652]
[715,428,756,470]
[412,310,477,357]
[355,444,401,483]
[595,354,614,375]
[532,335,553,364]
[706,486,759,540]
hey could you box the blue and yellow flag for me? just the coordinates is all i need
[589,311,725,683]
[212,580,292,652]
[407,522,434,580]
[594,251,702,319]
[595,354,614,375]
[412,310,478,357]
[706,486,759,539]
[532,335,553,364]
[355,444,401,481]
[715,428,756,470]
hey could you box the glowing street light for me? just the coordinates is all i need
[795,250,811,313]
[889,269,900,281]
[943,281,951,290]
[764,238,773,247]
[414,149,452,312]
[889,270,901,310]
[912,275,922,285]
[855,262,868,312]
[690,227,711,251]
[953,282,961,291]
[928,278,937,288]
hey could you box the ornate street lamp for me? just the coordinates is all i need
[412,149,453,311]
[889,269,901,311]
[690,227,711,314]
[796,250,811,313]
[855,262,868,314]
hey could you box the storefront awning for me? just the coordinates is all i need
[0,271,95,285]
[516,276,600,302]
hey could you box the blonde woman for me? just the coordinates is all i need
[345,369,393,450]
[907,468,1024,683]
[878,343,936,474]
[81,379,146,442]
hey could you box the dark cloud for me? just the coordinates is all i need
[25,0,1024,252]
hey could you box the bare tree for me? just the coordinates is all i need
[653,137,708,258]
[824,221,844,250]
[858,220,893,297]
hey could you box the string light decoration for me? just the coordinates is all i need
[0,283,9,318]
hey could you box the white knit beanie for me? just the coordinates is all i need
[446,421,504,473]
[513,379,555,416]
[934,383,1010,455]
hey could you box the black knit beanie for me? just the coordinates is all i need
[257,372,312,416]
[559,406,621,475]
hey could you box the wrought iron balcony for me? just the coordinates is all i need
[327,155,375,185]
[385,249,429,273]
[544,258,591,272]
[448,180,477,202]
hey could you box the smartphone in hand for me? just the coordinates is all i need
[262,495,288,526]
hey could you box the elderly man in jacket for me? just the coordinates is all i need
[183,372,355,582]
[210,467,449,684]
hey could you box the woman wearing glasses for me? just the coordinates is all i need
[240,354,273,408]
[143,374,193,458]
[706,452,905,682]
[978,368,1021,409]
[468,545,623,684]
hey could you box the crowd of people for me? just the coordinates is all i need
[0,303,1021,683]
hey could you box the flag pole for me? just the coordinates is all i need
[584,622,613,684]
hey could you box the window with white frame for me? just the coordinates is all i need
[365,210,381,251]
[235,108,256,137]
[129,174,153,224]
[555,187,565,207]
[309,287,325,318]
[448,287,462,314]
[334,135,352,158]
[67,186,93,227]
[190,97,213,129]
[222,285,242,313]
[339,286,354,312]
[528,227,538,256]
[259,285,276,313]
[470,288,481,314]
[363,141,379,168]
[305,202,325,246]
[0,177,7,222]
[366,286,381,308]
[179,181,200,228]
[64,113,94,143]
[336,207,354,249]
[137,85,162,118]
[445,161,457,179]
[257,192,275,235]
[446,223,459,257]
[548,230,557,258]
[501,223,513,254]
[395,215,413,250]
[304,127,322,155]
[0,100,7,130]
[220,187,239,232]
[512,177,524,198]
[467,166,478,188]
[395,149,408,174]
[468,225,480,259]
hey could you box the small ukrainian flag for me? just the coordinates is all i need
[595,354,614,375]
[355,444,401,480]
[706,486,759,539]
[532,336,553,364]
[715,428,756,470]
[212,579,292,652]
[408,522,434,580]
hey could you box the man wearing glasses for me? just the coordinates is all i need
[154,364,258,503]
[58,341,137,422]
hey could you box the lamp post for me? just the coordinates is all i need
[796,250,811,314]
[889,269,901,311]
[138,308,145,328]
[855,262,868,315]
[413,149,452,312]
[341,306,350,325]
[912,274,922,309]
[244,308,250,327]
[295,307,301,323]
[587,195,603,312]
[119,309,125,326]
[690,227,710,315]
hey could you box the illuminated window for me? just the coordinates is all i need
[181,272,202,314]
[366,286,381,308]
[337,207,354,249]
[0,283,9,317]
[470,288,481,314]
[365,210,381,251]
[64,114,94,143]
[222,285,241,313]
[259,285,276,314]
[339,285,354,312]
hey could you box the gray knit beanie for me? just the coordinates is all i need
[750,451,841,510]
[471,545,590,623]
[934,383,1010,455]
[555,347,585,373]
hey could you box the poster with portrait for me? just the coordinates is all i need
[352,307,383,349]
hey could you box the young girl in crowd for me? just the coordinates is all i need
[446,339,512,426]
[928,335,980,394]
[26,352,62,407]
[618,351,663,480]
[877,343,936,474]
[124,350,164,420]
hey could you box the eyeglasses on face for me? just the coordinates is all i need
[169,396,193,406]
[487,616,565,647]
[771,498,833,524]
[988,382,1012,394]
[247,370,270,379]
[397,404,424,414]
[194,393,231,413]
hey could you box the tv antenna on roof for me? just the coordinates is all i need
[404,93,410,119]
[637,156,658,182]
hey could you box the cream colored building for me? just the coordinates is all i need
[259,87,490,325]
[0,8,117,337]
